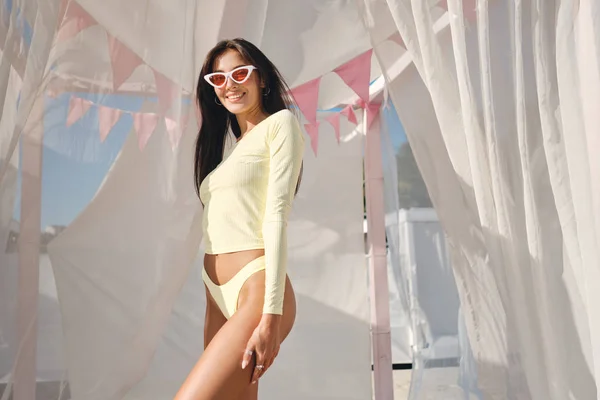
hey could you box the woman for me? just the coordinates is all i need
[174,38,305,400]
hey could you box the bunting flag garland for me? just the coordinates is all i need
[165,114,189,151]
[98,105,122,142]
[52,7,200,153]
[304,122,320,156]
[133,113,159,151]
[326,112,341,143]
[54,15,382,156]
[333,49,373,102]
[290,77,321,125]
[107,34,145,91]
[65,95,189,151]
[56,5,181,116]
[153,70,179,114]
[388,32,405,47]
[366,103,381,130]
[56,3,181,111]
[66,96,92,127]
[340,104,358,125]
[56,1,97,42]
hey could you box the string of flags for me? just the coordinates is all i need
[291,49,377,156]
[64,95,191,151]
[54,0,473,154]
[54,0,191,151]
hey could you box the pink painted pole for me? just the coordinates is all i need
[14,96,45,400]
[363,105,394,399]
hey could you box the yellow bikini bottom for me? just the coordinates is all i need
[202,256,266,319]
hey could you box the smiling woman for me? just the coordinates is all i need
[175,39,305,400]
[193,39,299,192]
[209,55,263,116]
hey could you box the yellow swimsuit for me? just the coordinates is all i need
[199,109,305,318]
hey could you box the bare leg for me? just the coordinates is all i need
[174,271,296,400]
[203,284,227,349]
[203,286,258,399]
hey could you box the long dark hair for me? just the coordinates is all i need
[194,38,301,198]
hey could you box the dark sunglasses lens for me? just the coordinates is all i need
[231,68,250,82]
[209,74,226,86]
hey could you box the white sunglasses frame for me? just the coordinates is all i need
[204,65,258,88]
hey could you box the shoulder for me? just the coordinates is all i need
[269,109,299,126]
[266,109,304,142]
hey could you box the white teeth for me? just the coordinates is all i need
[228,93,244,100]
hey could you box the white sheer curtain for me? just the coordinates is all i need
[379,103,413,364]
[0,1,61,397]
[361,0,600,399]
[0,1,373,397]
[0,0,59,266]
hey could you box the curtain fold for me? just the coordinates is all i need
[1,1,374,398]
[361,0,600,398]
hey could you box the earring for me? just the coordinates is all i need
[263,87,271,97]
[214,96,222,106]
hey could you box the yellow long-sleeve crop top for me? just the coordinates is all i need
[199,109,305,315]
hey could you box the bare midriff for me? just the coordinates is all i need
[203,249,266,286]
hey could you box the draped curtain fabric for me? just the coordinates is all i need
[0,0,59,268]
[379,103,413,364]
[0,1,373,397]
[361,0,600,398]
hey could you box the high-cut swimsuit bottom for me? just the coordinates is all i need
[202,255,266,319]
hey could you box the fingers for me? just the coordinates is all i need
[251,358,264,384]
[241,347,254,370]
[250,344,280,384]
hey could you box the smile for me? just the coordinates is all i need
[227,92,245,102]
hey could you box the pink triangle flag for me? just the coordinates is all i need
[165,114,189,151]
[334,49,373,102]
[439,0,477,22]
[340,104,358,125]
[388,32,405,47]
[304,122,320,156]
[291,77,321,125]
[153,70,179,114]
[46,88,58,99]
[56,2,97,42]
[366,103,381,130]
[98,105,122,142]
[66,96,92,127]
[108,34,144,91]
[133,112,159,151]
[326,112,341,144]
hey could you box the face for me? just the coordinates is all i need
[211,49,263,115]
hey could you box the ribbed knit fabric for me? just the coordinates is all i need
[199,109,305,314]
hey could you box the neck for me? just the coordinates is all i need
[236,105,268,136]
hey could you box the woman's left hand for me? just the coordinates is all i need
[242,314,282,384]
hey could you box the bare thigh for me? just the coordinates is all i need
[174,269,296,400]
[203,284,227,349]
[202,287,259,400]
